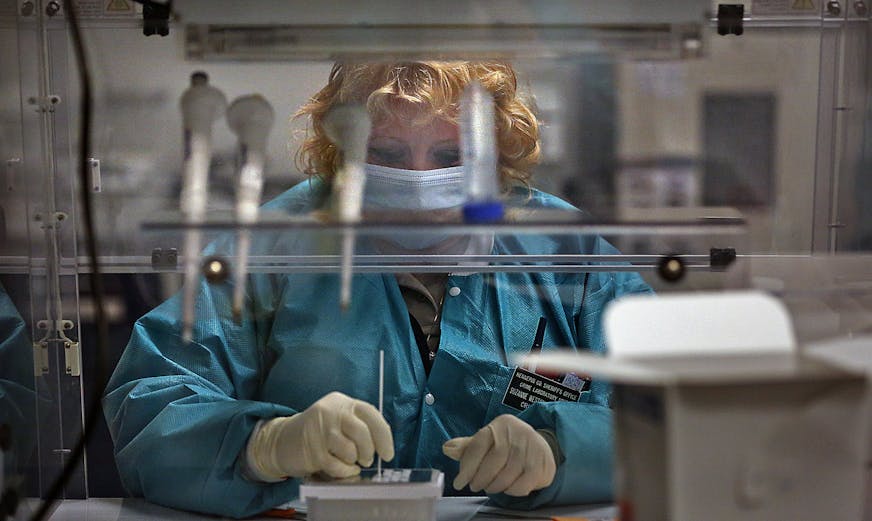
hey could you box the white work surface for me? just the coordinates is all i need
[42,498,617,521]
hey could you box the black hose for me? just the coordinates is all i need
[29,1,109,519]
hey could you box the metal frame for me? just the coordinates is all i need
[3,0,872,503]
[17,0,87,499]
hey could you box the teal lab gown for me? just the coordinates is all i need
[103,179,652,518]
[0,282,40,480]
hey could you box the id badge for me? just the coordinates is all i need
[501,366,588,411]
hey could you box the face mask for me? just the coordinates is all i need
[363,163,466,249]
[363,164,465,211]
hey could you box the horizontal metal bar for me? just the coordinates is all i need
[202,254,716,264]
[2,252,740,275]
[237,263,704,274]
[186,23,692,61]
[72,262,709,276]
[707,15,869,28]
[142,221,746,236]
[175,1,707,26]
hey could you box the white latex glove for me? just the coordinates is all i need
[442,414,556,496]
[247,391,394,480]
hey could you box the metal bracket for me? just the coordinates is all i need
[709,247,737,271]
[26,95,61,113]
[36,318,74,333]
[32,341,49,376]
[151,247,179,270]
[5,159,19,192]
[88,158,101,192]
[717,4,744,35]
[34,319,77,376]
[64,340,81,377]
[34,211,68,231]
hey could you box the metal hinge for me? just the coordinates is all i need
[32,342,49,376]
[5,158,19,192]
[26,95,61,113]
[64,340,81,377]
[89,158,101,192]
[33,319,79,376]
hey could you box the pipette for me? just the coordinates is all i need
[378,349,384,478]
[179,72,227,343]
[321,105,371,311]
[460,80,503,223]
[226,95,275,323]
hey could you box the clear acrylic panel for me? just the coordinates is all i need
[3,1,872,518]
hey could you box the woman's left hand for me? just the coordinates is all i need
[442,414,556,496]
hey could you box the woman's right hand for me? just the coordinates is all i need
[247,391,394,480]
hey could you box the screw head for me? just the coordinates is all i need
[45,0,61,16]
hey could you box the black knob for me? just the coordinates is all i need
[657,255,686,283]
[202,256,230,284]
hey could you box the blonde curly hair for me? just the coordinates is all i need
[294,61,540,187]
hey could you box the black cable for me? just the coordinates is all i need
[29,1,109,519]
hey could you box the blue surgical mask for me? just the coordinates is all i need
[363,163,465,211]
[363,163,466,250]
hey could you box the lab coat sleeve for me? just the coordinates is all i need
[0,287,40,471]
[102,279,300,519]
[489,262,653,509]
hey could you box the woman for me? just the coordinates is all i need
[103,61,652,518]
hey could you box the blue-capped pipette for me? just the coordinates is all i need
[460,80,503,223]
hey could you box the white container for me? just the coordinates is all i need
[300,468,444,521]
[610,356,868,521]
[526,292,871,521]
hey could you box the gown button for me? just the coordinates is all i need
[424,393,435,405]
[448,287,461,297]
